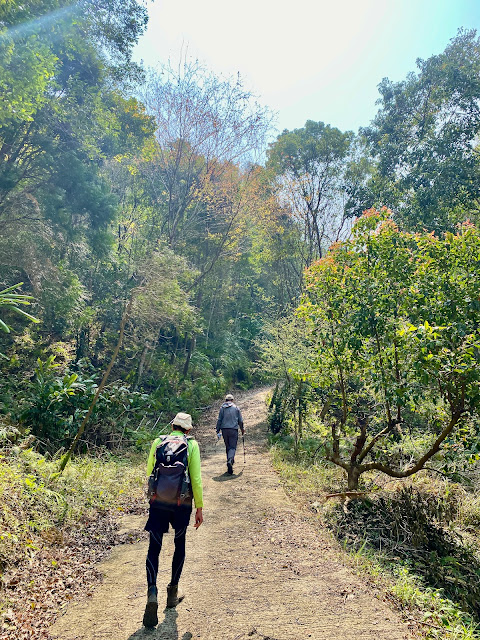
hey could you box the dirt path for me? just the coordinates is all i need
[50,389,413,640]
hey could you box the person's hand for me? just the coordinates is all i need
[194,508,203,529]
[216,432,222,439]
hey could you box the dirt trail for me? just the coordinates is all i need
[50,389,413,640]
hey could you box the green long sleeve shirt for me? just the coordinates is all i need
[147,430,204,508]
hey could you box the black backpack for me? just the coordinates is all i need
[148,434,192,507]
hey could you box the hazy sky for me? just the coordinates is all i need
[133,0,480,136]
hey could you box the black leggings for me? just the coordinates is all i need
[146,527,187,588]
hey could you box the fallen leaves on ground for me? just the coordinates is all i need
[0,499,146,640]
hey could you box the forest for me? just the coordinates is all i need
[1,2,480,638]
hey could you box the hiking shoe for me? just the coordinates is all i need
[166,583,184,608]
[143,586,158,628]
[227,461,233,475]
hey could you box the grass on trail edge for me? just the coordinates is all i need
[269,443,480,640]
[0,446,147,639]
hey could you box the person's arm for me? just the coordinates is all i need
[188,439,204,509]
[146,437,161,476]
[216,407,224,433]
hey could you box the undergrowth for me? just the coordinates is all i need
[0,445,145,577]
[270,437,480,640]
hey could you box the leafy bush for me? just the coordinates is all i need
[271,212,480,490]
[18,356,161,451]
[19,356,89,447]
[267,383,291,434]
[326,485,480,619]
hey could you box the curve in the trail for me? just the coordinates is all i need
[50,388,413,640]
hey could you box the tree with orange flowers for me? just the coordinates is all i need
[297,209,480,490]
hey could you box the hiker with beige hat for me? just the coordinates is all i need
[142,412,203,628]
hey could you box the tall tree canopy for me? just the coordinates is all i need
[266,120,355,265]
[361,29,480,232]
[0,0,152,236]
[140,60,272,248]
[0,0,155,343]
[0,8,298,450]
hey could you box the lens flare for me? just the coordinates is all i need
[0,3,81,43]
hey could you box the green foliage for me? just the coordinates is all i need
[258,316,323,451]
[267,120,356,263]
[0,0,154,245]
[18,356,161,451]
[267,383,291,435]
[0,282,39,334]
[20,355,91,446]
[270,441,343,504]
[275,209,480,489]
[271,438,480,639]
[390,568,479,640]
[267,120,352,178]
[361,29,480,232]
[0,3,301,460]
[0,443,144,573]
[328,485,480,623]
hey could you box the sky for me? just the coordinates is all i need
[133,0,480,136]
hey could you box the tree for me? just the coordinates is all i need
[141,59,273,248]
[0,0,155,351]
[266,120,355,266]
[136,61,274,376]
[362,29,480,232]
[0,7,304,447]
[296,209,480,490]
[0,0,152,234]
[257,315,318,450]
[128,248,198,388]
[58,245,197,470]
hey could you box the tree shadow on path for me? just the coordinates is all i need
[126,609,192,640]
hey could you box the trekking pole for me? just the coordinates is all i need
[242,434,246,464]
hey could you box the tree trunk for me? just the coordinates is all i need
[297,380,303,439]
[169,329,179,365]
[183,288,202,377]
[57,297,133,473]
[182,333,196,378]
[205,284,220,350]
[347,465,361,491]
[134,341,150,390]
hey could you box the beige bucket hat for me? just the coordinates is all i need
[172,412,193,431]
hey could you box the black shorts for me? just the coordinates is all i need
[144,503,192,534]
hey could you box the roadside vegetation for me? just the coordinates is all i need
[263,208,480,639]
[0,437,144,572]
[260,36,480,632]
[0,427,146,636]
[270,436,480,639]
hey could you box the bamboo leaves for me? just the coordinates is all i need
[0,282,39,333]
